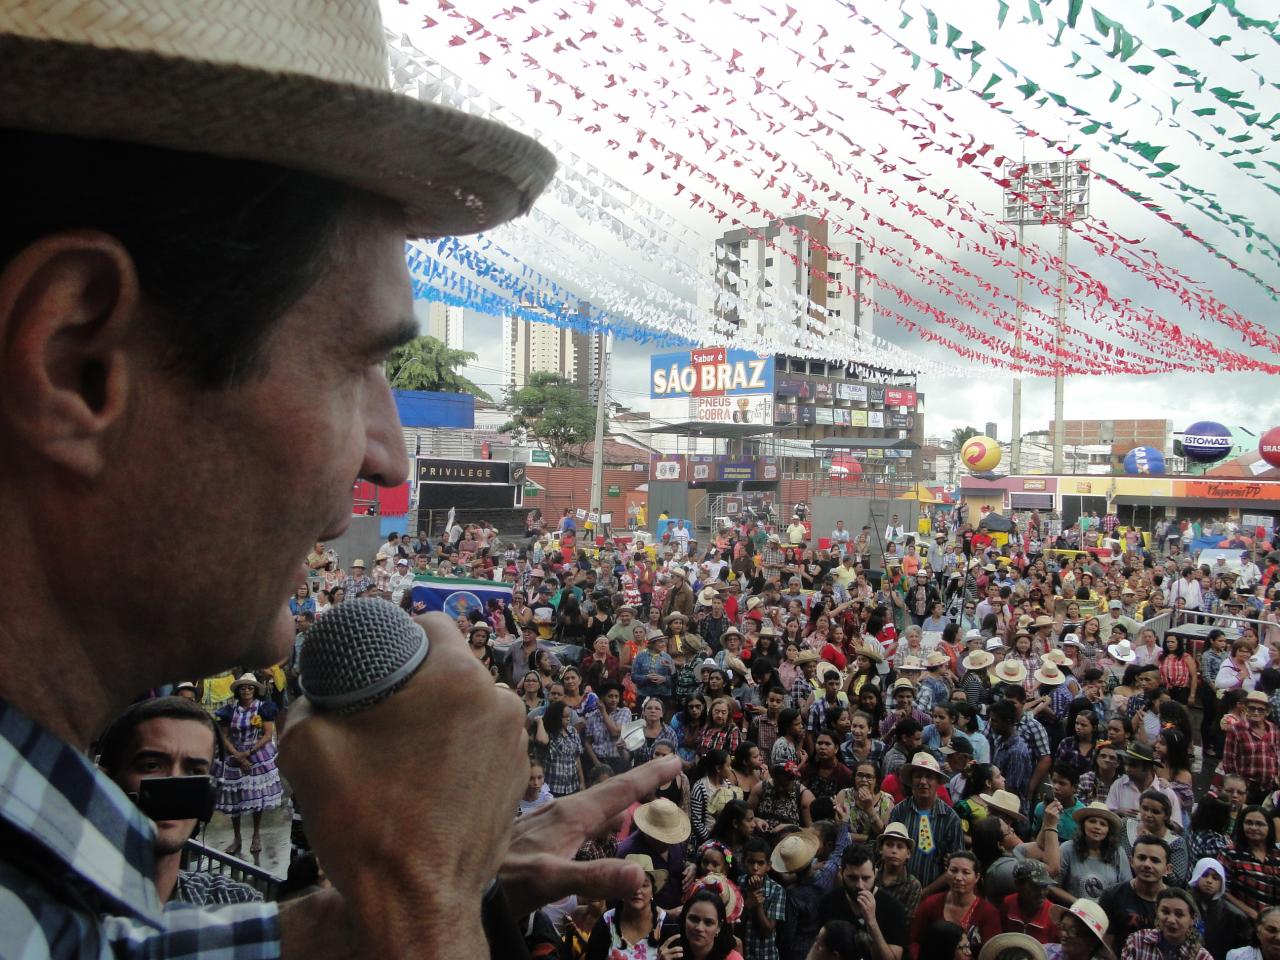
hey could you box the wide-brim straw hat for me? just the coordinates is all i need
[900,752,945,782]
[0,1,557,238]
[770,832,820,873]
[698,587,719,605]
[664,612,689,625]
[855,643,884,664]
[230,672,266,696]
[815,661,842,684]
[1033,662,1067,686]
[991,659,1028,685]
[795,649,820,664]
[979,789,1027,821]
[1071,801,1121,832]
[877,821,916,850]
[978,933,1047,960]
[632,798,691,845]
[623,853,669,894]
[962,650,995,671]
[925,650,949,668]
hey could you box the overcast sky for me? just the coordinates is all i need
[386,0,1280,441]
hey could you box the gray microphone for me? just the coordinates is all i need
[297,597,430,713]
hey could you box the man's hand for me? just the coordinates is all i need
[500,754,682,915]
[856,889,878,925]
[280,612,527,958]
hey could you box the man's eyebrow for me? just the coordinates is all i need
[364,318,420,358]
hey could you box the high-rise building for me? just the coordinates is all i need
[423,301,465,351]
[826,240,875,340]
[501,312,606,402]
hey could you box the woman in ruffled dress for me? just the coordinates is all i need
[215,673,284,856]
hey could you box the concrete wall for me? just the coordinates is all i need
[322,516,386,571]
[647,480,691,531]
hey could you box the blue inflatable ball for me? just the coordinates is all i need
[1180,421,1232,463]
[1122,446,1166,475]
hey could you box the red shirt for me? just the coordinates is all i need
[1000,893,1059,943]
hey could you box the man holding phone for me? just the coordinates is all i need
[98,697,260,906]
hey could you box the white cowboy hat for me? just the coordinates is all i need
[697,587,719,605]
[618,718,648,752]
[230,672,266,696]
[0,2,558,238]
[979,789,1027,821]
[1048,900,1113,958]
[898,655,925,672]
[1107,639,1136,662]
[899,752,945,782]
[1033,662,1067,686]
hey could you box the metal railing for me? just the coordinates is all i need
[182,839,286,901]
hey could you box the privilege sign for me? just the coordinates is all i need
[416,458,511,485]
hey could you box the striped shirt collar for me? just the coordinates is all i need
[0,696,164,927]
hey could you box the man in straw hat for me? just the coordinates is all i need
[0,3,683,955]
[886,752,963,890]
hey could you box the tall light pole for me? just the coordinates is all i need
[1001,151,1090,475]
[588,332,610,532]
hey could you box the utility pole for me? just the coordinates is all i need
[588,333,609,534]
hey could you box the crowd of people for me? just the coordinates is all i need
[166,508,1280,960]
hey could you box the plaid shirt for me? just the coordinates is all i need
[0,697,279,958]
[585,706,632,760]
[174,871,263,906]
[742,875,786,960]
[1223,719,1280,789]
[1120,929,1212,960]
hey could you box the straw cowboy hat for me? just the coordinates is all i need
[1041,649,1069,666]
[632,798,691,846]
[724,655,750,678]
[698,587,719,605]
[962,650,995,671]
[854,643,884,664]
[979,789,1027,822]
[979,933,1046,960]
[925,650,950,669]
[1033,662,1067,686]
[815,661,842,684]
[1049,900,1114,958]
[1032,616,1055,630]
[899,752,945,782]
[876,822,915,851]
[795,649,820,665]
[0,3,558,235]
[663,611,689,626]
[898,655,925,672]
[230,673,266,696]
[991,659,1028,685]
[1071,801,1122,832]
[770,832,820,873]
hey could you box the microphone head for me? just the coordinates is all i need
[298,597,430,713]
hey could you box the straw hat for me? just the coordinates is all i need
[1071,801,1121,832]
[623,853,669,893]
[230,672,265,696]
[979,789,1027,821]
[721,626,744,642]
[991,659,1028,685]
[815,661,842,684]
[1049,900,1113,958]
[632,798,691,845]
[1042,649,1069,666]
[890,677,915,694]
[962,650,995,671]
[925,650,949,668]
[770,832,819,873]
[351,559,366,569]
[1033,662,1067,686]
[795,649,820,665]
[877,821,916,851]
[746,596,764,612]
[978,933,1047,960]
[725,655,750,678]
[899,752,945,782]
[698,587,719,605]
[1032,615,1055,630]
[1107,639,1136,662]
[899,655,925,672]
[1246,690,1270,707]
[664,611,689,625]
[854,643,884,664]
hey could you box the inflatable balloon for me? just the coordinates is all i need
[1180,421,1232,463]
[1260,427,1280,469]
[960,435,1002,473]
[1122,446,1166,475]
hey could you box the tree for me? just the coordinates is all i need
[500,372,595,465]
[948,426,981,451]
[385,334,493,402]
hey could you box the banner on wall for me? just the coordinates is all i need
[651,348,774,425]
[850,410,869,427]
[885,387,917,408]
[776,377,812,399]
[868,411,885,428]
[815,381,833,402]
[869,386,886,405]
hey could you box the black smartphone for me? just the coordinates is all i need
[132,775,217,822]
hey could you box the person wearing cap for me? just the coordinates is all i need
[1001,859,1060,943]
[1221,690,1280,803]
[388,556,416,605]
[816,842,910,960]
[887,752,964,890]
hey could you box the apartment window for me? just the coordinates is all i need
[830,271,841,280]
[765,257,774,266]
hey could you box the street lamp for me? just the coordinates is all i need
[1001,152,1091,475]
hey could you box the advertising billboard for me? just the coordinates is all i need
[816,407,835,425]
[849,410,868,427]
[650,348,774,425]
[776,377,812,399]
[815,380,833,402]
[774,403,797,424]
[885,387,917,408]
[868,411,885,428]
[869,385,886,405]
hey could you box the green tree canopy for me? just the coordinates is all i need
[385,334,492,402]
[500,372,595,466]
[949,426,982,451]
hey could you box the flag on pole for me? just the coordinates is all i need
[410,575,511,619]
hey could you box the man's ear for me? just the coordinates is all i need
[0,231,141,478]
